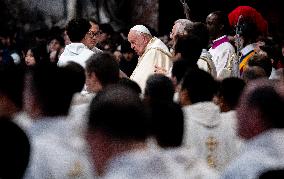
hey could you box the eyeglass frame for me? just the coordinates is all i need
[87,30,102,38]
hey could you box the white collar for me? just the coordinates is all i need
[240,44,255,55]
[212,35,227,43]
[183,102,221,127]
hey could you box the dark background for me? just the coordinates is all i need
[1,0,283,39]
[159,0,284,39]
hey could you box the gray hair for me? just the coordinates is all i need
[174,19,193,35]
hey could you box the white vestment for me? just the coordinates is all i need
[146,139,220,179]
[130,37,172,92]
[182,102,240,172]
[209,36,238,79]
[221,129,284,179]
[24,117,95,179]
[102,147,187,179]
[58,43,94,69]
[197,49,217,78]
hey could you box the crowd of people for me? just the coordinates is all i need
[1,5,284,179]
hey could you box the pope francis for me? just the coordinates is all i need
[128,25,172,92]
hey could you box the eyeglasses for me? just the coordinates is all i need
[87,30,102,38]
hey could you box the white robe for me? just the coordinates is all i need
[197,49,217,78]
[209,36,238,79]
[221,129,284,179]
[146,139,220,179]
[58,43,94,69]
[182,102,240,172]
[24,117,95,179]
[130,37,172,92]
[102,147,188,179]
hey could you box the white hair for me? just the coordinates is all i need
[174,19,193,35]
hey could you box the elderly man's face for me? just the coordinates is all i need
[128,31,148,56]
[170,23,179,40]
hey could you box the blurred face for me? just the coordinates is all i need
[234,34,244,50]
[206,13,219,40]
[128,31,148,56]
[98,32,109,43]
[83,23,101,49]
[113,51,122,63]
[0,36,11,47]
[85,72,102,93]
[25,49,36,66]
[170,23,179,40]
[48,39,61,52]
[123,52,134,61]
[63,30,71,45]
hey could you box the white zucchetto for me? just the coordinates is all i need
[130,25,152,35]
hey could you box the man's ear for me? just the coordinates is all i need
[179,88,191,106]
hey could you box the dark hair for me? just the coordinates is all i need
[88,85,149,141]
[186,22,209,49]
[248,53,272,77]
[260,38,284,68]
[171,59,198,85]
[66,18,91,42]
[218,77,246,109]
[181,68,217,103]
[242,66,267,82]
[99,23,114,35]
[0,65,25,109]
[210,11,231,35]
[27,46,49,65]
[247,84,284,128]
[0,49,15,66]
[0,118,30,179]
[259,169,284,179]
[149,101,184,148]
[48,35,65,47]
[144,74,175,103]
[174,35,202,66]
[120,40,134,53]
[118,77,142,94]
[27,64,76,116]
[61,61,86,93]
[86,52,120,87]
[236,17,259,43]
